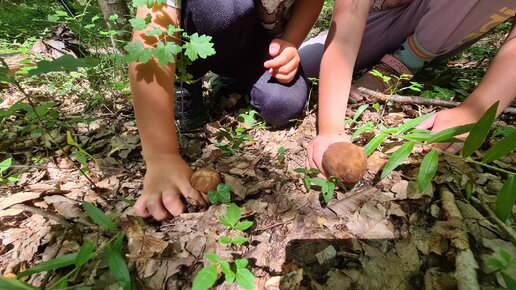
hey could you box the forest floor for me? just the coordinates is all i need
[1,7,516,290]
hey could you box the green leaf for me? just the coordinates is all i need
[220,261,235,284]
[219,236,232,245]
[381,141,414,179]
[235,267,255,290]
[0,278,38,290]
[500,249,513,264]
[485,258,505,270]
[232,236,249,245]
[501,272,516,290]
[303,175,311,191]
[224,203,241,228]
[418,149,439,192]
[278,146,285,154]
[463,101,499,158]
[219,215,233,228]
[310,177,328,187]
[234,221,253,231]
[322,181,336,204]
[124,41,153,63]
[482,131,516,163]
[494,176,516,222]
[183,33,216,61]
[426,124,474,144]
[152,41,181,65]
[28,55,98,76]
[364,134,386,156]
[0,158,12,175]
[293,168,306,174]
[396,112,434,135]
[402,132,432,142]
[17,253,78,278]
[82,202,118,231]
[205,253,222,264]
[106,237,131,290]
[129,16,148,30]
[192,265,218,290]
[352,104,369,123]
[307,168,321,174]
[235,259,249,269]
[75,240,96,267]
[350,126,374,142]
[167,24,182,36]
[144,26,163,37]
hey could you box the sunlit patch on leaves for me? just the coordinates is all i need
[183,33,216,61]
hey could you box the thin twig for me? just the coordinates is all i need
[357,87,516,115]
[11,204,71,227]
[470,196,516,246]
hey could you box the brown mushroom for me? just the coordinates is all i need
[191,168,221,193]
[322,142,367,188]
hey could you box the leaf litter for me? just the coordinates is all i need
[0,69,515,289]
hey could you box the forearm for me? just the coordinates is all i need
[462,19,516,116]
[318,0,369,135]
[281,0,324,47]
[129,5,181,162]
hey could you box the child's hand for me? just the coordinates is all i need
[134,153,207,221]
[417,105,479,154]
[264,38,300,84]
[307,133,351,177]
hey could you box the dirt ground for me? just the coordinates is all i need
[1,71,516,290]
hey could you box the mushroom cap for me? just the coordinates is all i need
[322,142,367,188]
[191,168,221,193]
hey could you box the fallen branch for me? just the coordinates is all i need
[440,186,480,290]
[470,196,516,246]
[357,87,516,115]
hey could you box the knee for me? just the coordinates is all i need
[250,71,307,126]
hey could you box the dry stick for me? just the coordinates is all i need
[440,186,480,290]
[357,87,516,115]
[11,204,71,227]
[0,57,97,188]
[470,196,516,246]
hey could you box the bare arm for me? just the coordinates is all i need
[282,0,325,48]
[460,18,516,116]
[129,4,206,220]
[418,19,516,154]
[318,0,369,135]
[307,0,369,175]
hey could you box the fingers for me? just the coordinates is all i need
[134,195,151,218]
[307,143,317,170]
[416,114,437,130]
[269,41,281,58]
[444,142,464,154]
[146,194,173,221]
[162,191,185,217]
[179,183,207,207]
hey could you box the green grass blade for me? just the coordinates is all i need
[106,238,131,290]
[494,176,516,222]
[75,240,96,267]
[417,149,439,192]
[17,253,78,278]
[0,277,38,290]
[462,101,499,158]
[426,124,474,144]
[82,202,117,231]
[364,134,386,156]
[381,142,414,179]
[482,131,516,163]
[396,112,434,135]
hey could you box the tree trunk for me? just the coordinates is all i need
[97,0,131,52]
